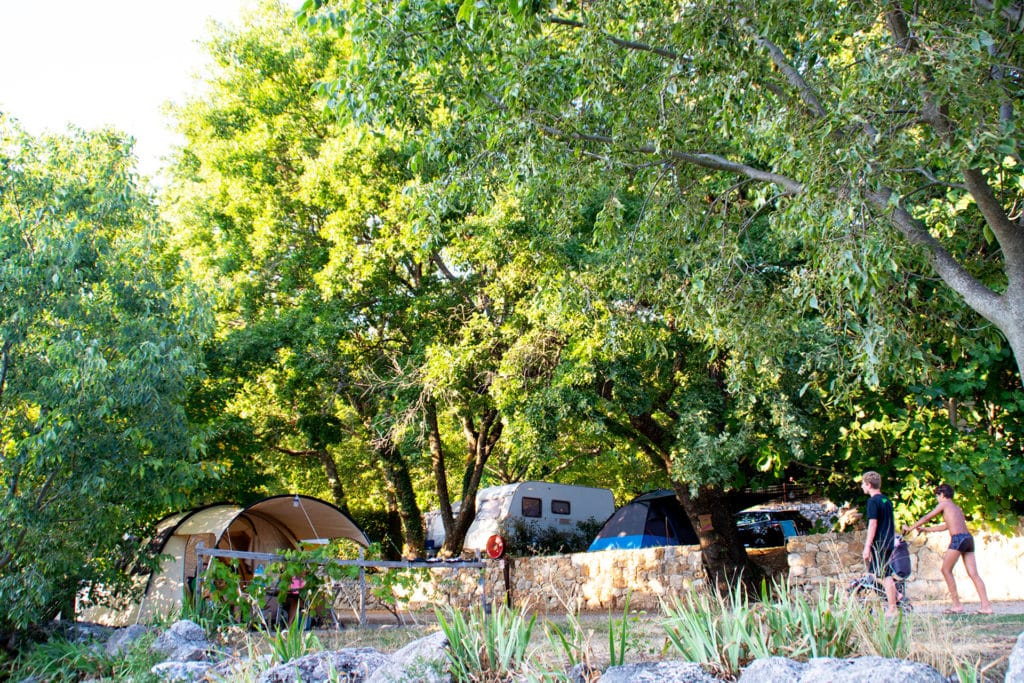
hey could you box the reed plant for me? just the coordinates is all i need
[266,614,323,664]
[662,582,763,678]
[662,578,914,677]
[754,580,863,659]
[436,602,537,682]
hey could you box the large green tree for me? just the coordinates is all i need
[0,119,210,632]
[167,1,565,556]
[300,0,1023,384]
[298,0,1024,574]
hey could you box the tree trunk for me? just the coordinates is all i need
[627,411,760,591]
[440,408,503,556]
[376,439,424,557]
[673,483,764,591]
[315,450,349,516]
[425,398,461,556]
[383,487,404,561]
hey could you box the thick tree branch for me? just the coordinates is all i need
[864,185,1007,322]
[544,15,684,61]
[973,0,1024,31]
[963,169,1024,285]
[740,22,827,118]
[431,252,458,283]
[885,5,918,51]
[531,117,805,194]
[0,340,11,406]
[270,445,322,457]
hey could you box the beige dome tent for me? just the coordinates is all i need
[79,495,369,626]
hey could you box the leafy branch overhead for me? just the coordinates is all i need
[302,0,1024,386]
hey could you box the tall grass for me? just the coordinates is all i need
[437,603,537,682]
[662,579,911,678]
[10,631,164,683]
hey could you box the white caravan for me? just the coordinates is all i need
[425,481,615,553]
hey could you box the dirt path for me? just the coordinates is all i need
[911,599,1024,615]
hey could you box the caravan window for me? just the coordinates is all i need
[551,500,571,515]
[521,497,542,518]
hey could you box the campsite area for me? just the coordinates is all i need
[3,1,1024,680]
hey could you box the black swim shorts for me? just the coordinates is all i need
[949,533,975,553]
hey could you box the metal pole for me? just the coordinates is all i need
[503,557,513,608]
[479,556,488,612]
[358,546,366,627]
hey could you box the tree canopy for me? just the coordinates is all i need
[5,0,1024,629]
[0,118,211,631]
[292,0,1024,574]
[300,0,1024,388]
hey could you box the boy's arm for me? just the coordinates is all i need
[903,504,942,534]
[863,519,878,563]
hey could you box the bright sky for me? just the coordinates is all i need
[0,0,257,180]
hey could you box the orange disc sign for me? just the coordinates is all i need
[485,534,505,559]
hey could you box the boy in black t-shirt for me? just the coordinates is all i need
[861,471,898,617]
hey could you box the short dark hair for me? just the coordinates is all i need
[935,484,955,499]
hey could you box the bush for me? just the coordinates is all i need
[499,517,604,557]
[8,631,163,683]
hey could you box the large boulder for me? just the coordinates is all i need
[58,621,113,644]
[597,661,719,682]
[256,648,392,683]
[1006,632,1024,683]
[150,620,214,662]
[150,661,213,682]
[368,630,450,682]
[737,657,805,682]
[104,624,151,656]
[739,656,944,683]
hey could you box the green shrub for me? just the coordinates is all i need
[10,631,163,683]
[500,517,604,557]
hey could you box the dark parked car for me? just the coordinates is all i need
[735,509,812,548]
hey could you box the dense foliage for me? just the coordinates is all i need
[0,119,211,632]
[292,0,1024,519]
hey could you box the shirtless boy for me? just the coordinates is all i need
[904,484,993,614]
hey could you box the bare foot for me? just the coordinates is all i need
[978,606,994,614]
[942,607,964,614]
[885,608,899,619]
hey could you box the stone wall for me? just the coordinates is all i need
[405,545,705,612]
[398,521,1024,613]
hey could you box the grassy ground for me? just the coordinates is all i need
[298,606,1024,681]
[7,600,1021,681]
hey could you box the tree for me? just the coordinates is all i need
[0,118,210,632]
[300,0,1023,387]
[167,1,552,557]
[164,1,367,513]
[298,0,1024,579]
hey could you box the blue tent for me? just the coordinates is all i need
[588,490,699,551]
